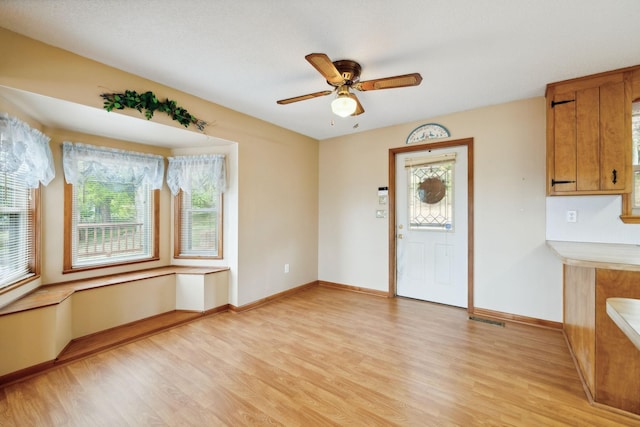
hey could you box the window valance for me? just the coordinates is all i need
[0,112,55,188]
[62,142,165,189]
[166,154,226,196]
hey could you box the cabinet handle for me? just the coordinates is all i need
[612,169,617,184]
[551,179,576,186]
[551,99,576,108]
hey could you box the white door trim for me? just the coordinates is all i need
[388,138,474,313]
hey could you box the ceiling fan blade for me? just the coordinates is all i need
[305,53,344,85]
[355,73,423,91]
[349,93,365,116]
[277,90,333,105]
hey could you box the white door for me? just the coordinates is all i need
[395,145,468,307]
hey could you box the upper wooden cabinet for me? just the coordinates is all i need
[546,68,634,195]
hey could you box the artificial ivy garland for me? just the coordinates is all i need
[100,90,207,131]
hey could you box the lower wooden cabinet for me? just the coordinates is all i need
[564,265,640,415]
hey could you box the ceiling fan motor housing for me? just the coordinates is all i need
[330,60,361,86]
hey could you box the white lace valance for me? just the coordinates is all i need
[0,112,55,188]
[62,142,165,189]
[166,154,226,196]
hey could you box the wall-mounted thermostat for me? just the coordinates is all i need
[378,186,388,204]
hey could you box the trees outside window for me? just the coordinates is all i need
[175,180,222,258]
[167,154,226,259]
[63,142,162,271]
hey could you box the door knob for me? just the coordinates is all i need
[398,234,403,239]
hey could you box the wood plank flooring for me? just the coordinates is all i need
[1,286,637,426]
[56,310,204,364]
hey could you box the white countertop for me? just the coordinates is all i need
[607,298,640,351]
[547,240,640,271]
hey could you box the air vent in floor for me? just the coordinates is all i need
[469,316,505,327]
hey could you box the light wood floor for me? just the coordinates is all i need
[1,286,637,426]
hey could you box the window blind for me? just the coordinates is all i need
[179,186,220,257]
[0,171,34,289]
[404,152,456,168]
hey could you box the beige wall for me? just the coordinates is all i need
[0,27,319,307]
[1,26,564,325]
[319,98,563,322]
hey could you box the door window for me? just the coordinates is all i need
[405,153,455,231]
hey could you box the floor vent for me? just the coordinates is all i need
[469,316,505,327]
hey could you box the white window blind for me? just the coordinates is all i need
[0,112,54,290]
[0,171,34,289]
[179,182,220,257]
[404,152,456,168]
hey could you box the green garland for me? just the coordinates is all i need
[100,90,207,131]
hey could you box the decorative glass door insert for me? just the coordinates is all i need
[405,153,455,231]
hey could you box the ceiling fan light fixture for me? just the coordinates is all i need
[331,93,357,117]
[277,53,422,118]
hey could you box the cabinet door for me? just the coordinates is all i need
[575,87,600,191]
[550,87,601,192]
[551,90,578,192]
[547,73,628,195]
[599,81,626,191]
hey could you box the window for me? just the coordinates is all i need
[622,99,640,222]
[631,100,640,213]
[0,175,38,290]
[0,113,53,292]
[405,152,456,231]
[167,155,226,259]
[175,183,222,258]
[63,142,163,271]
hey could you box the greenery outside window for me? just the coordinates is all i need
[63,142,163,271]
[167,155,226,259]
[175,184,222,258]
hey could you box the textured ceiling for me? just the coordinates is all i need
[1,0,639,143]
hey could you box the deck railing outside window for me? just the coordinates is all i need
[76,222,143,259]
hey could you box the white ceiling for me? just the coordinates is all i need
[1,0,639,143]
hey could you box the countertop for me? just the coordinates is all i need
[547,240,640,271]
[607,298,640,351]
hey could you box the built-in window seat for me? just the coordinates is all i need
[0,266,229,385]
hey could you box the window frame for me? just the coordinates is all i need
[63,183,159,273]
[0,186,40,295]
[173,189,223,260]
[621,96,640,223]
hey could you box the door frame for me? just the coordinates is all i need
[388,138,475,313]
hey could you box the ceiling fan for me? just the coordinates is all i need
[277,53,423,118]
